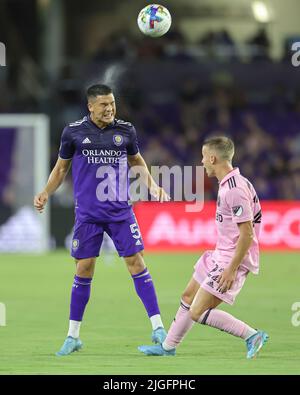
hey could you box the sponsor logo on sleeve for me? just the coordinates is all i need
[232,205,243,217]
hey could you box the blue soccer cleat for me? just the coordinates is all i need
[138,344,176,356]
[55,336,83,356]
[151,327,167,344]
[246,330,269,359]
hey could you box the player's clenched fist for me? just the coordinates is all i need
[34,191,49,213]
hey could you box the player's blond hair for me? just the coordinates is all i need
[203,136,235,162]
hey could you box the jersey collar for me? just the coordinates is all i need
[87,114,116,130]
[220,167,240,186]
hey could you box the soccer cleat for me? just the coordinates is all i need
[138,344,176,356]
[246,330,269,359]
[55,336,83,356]
[151,327,167,344]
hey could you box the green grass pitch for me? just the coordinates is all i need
[0,251,299,375]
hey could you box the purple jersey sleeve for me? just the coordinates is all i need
[59,127,75,159]
[225,188,253,224]
[127,125,139,156]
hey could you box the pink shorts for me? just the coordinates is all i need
[193,250,249,305]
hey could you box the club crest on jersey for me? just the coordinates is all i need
[113,134,123,146]
[72,239,79,250]
[232,205,243,217]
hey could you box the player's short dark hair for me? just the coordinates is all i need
[203,136,235,161]
[86,84,113,100]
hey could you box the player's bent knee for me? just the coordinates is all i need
[189,306,208,322]
[189,309,201,322]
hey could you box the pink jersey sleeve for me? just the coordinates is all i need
[225,187,253,224]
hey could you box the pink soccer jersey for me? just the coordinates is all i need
[215,167,261,274]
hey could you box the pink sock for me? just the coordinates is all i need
[199,308,253,339]
[163,300,195,349]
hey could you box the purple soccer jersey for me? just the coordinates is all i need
[57,115,160,333]
[59,115,139,223]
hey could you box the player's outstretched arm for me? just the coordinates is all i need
[33,157,72,213]
[127,152,170,202]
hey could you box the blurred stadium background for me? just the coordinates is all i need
[0,0,300,375]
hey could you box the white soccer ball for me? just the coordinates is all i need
[137,4,172,38]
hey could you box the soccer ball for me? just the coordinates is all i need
[137,4,172,38]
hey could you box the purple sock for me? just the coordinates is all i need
[132,268,160,318]
[69,275,92,321]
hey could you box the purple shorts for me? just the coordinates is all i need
[71,214,144,259]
